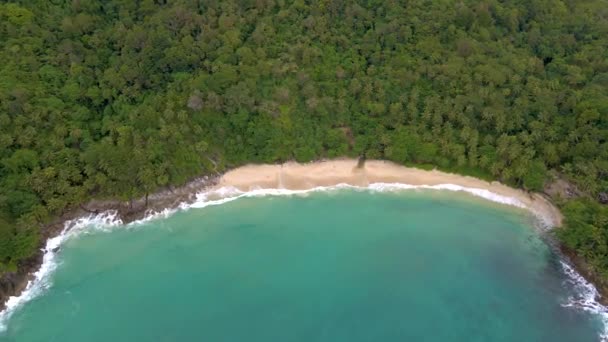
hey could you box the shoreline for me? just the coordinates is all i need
[0,158,600,324]
[0,175,220,313]
[215,160,562,227]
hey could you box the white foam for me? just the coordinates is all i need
[188,182,527,210]
[368,182,526,206]
[188,184,355,209]
[128,207,179,226]
[561,261,608,341]
[0,212,122,332]
[0,182,606,340]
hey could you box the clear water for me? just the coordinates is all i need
[0,190,603,341]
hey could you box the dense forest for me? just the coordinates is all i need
[0,0,607,281]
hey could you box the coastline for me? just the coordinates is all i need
[0,158,595,324]
[215,159,562,227]
[0,175,220,313]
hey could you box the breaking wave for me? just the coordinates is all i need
[0,212,122,332]
[0,183,605,340]
[561,261,608,341]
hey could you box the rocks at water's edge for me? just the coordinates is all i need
[0,175,218,313]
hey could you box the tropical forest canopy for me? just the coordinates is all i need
[0,0,607,278]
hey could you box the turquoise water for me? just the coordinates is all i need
[0,190,604,341]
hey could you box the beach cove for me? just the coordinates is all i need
[215,159,562,228]
[0,159,606,341]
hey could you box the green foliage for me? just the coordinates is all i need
[0,3,33,26]
[557,200,608,278]
[0,217,14,272]
[0,0,607,278]
[523,160,547,192]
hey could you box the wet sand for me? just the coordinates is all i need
[0,159,564,313]
[218,159,562,227]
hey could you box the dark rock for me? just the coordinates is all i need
[0,174,221,312]
[0,250,43,312]
[599,192,608,204]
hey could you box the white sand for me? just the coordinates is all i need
[216,159,562,227]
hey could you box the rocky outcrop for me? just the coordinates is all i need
[599,192,608,204]
[544,177,583,200]
[0,175,218,312]
[0,252,42,312]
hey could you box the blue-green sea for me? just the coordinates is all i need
[0,188,606,341]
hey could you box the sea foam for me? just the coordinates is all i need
[0,183,605,340]
[0,212,122,332]
[561,261,608,341]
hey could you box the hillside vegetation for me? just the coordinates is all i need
[0,0,607,277]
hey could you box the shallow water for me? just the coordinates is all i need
[0,190,604,341]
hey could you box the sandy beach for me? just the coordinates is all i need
[217,159,563,227]
[0,158,565,315]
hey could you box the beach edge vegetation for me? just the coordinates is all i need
[0,1,607,295]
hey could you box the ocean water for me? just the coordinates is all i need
[0,189,605,341]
